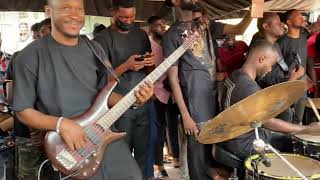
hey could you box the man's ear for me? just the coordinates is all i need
[44,5,52,17]
[258,55,266,64]
[286,19,292,27]
[262,22,269,30]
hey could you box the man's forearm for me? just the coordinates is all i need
[109,63,128,82]
[223,11,252,35]
[263,118,304,133]
[108,92,123,107]
[168,66,189,117]
[16,108,59,131]
[307,58,317,86]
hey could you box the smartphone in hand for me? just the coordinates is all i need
[135,54,152,61]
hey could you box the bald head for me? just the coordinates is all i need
[247,41,277,62]
[246,41,278,79]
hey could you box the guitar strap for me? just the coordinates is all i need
[82,36,120,82]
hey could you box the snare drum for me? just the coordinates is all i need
[292,133,320,160]
[245,153,320,179]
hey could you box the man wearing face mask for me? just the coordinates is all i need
[163,0,252,179]
[94,0,155,179]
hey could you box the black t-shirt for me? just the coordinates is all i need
[218,70,271,160]
[277,34,308,71]
[94,26,151,96]
[162,20,224,123]
[12,35,109,118]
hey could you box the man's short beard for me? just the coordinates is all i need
[54,21,80,39]
[292,23,305,30]
[256,72,268,81]
[181,1,201,11]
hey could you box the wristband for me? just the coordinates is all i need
[56,117,64,135]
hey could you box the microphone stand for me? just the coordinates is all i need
[250,122,308,180]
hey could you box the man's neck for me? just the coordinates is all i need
[174,7,193,22]
[287,27,300,38]
[239,64,257,80]
[51,30,79,46]
[151,34,161,45]
[263,33,277,44]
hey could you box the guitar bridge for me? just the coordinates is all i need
[56,149,77,170]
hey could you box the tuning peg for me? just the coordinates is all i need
[179,30,188,38]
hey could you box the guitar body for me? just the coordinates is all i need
[45,81,126,179]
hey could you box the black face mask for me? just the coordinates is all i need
[153,32,163,40]
[115,19,135,31]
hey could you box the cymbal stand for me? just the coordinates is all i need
[251,121,308,180]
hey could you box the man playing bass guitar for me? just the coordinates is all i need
[11,0,153,179]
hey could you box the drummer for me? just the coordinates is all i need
[218,40,318,161]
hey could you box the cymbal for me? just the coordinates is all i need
[198,80,306,144]
[302,98,320,109]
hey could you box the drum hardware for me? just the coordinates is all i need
[292,126,320,160]
[228,168,238,180]
[0,134,14,152]
[250,156,266,180]
[251,122,308,180]
[0,102,12,115]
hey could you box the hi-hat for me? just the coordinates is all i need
[198,80,306,144]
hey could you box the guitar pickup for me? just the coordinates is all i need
[56,149,78,170]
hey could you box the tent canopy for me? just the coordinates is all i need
[0,0,319,21]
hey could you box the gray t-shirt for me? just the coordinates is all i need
[218,70,271,160]
[12,35,109,118]
[162,21,224,123]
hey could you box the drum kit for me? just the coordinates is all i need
[198,80,320,180]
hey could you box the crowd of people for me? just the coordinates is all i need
[0,0,320,180]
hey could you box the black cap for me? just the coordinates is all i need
[164,0,173,7]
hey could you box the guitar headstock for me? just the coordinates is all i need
[179,30,200,49]
[180,30,199,39]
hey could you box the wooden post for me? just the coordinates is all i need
[251,0,264,18]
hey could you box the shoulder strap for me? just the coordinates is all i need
[82,36,119,82]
